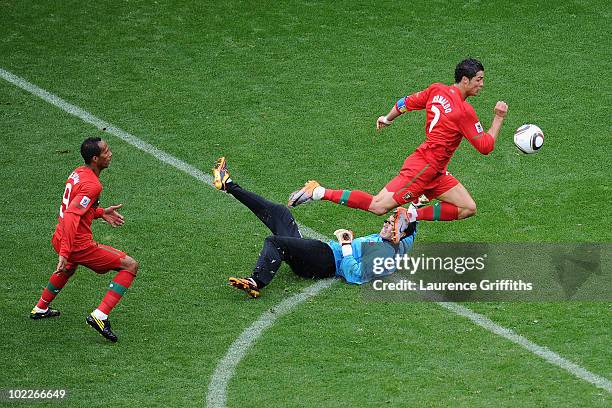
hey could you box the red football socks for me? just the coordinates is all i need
[98,270,135,315]
[36,272,70,309]
[323,189,373,211]
[416,202,459,221]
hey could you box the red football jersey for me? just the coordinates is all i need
[52,166,104,257]
[397,83,495,172]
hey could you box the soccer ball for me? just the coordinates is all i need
[513,124,544,154]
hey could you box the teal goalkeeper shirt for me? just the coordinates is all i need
[327,226,417,285]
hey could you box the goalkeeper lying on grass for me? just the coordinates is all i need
[212,157,417,298]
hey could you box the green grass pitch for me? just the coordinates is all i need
[0,1,610,407]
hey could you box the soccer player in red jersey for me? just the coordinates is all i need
[30,137,139,342]
[288,58,509,223]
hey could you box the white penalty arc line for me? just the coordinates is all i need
[1,68,610,406]
[206,278,336,408]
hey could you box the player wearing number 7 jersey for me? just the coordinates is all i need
[289,58,509,222]
[30,137,139,342]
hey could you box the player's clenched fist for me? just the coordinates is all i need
[334,229,354,245]
[494,101,508,118]
[376,116,393,130]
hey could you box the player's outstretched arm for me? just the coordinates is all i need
[101,204,125,227]
[378,87,431,130]
[486,101,508,141]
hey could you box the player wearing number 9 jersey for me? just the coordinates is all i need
[30,137,139,342]
[288,58,509,223]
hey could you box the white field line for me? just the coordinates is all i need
[1,68,609,408]
[438,302,612,393]
[0,68,214,186]
[206,278,335,408]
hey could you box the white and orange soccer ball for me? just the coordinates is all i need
[513,124,544,154]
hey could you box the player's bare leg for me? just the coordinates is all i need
[118,255,139,276]
[436,183,476,219]
[367,188,401,215]
[415,183,476,221]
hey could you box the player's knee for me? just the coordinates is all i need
[264,235,278,246]
[367,205,384,216]
[275,204,294,221]
[263,235,285,254]
[123,257,139,275]
[63,269,76,278]
[369,194,396,216]
[368,200,390,216]
[461,203,477,218]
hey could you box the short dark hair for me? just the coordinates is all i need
[81,137,102,164]
[454,58,484,83]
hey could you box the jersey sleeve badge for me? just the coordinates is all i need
[79,196,92,208]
